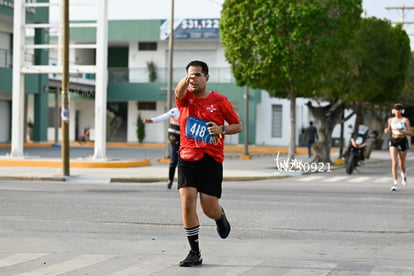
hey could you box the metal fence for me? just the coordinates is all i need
[110,67,234,83]
[2,52,234,84]
[0,48,11,68]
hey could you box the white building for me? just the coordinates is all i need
[2,13,352,147]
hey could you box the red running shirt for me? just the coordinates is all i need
[176,90,241,163]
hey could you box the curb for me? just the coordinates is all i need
[0,176,67,181]
[0,158,151,168]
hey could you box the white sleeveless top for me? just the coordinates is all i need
[391,119,406,135]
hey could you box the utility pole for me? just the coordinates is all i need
[386,4,414,36]
[61,0,70,176]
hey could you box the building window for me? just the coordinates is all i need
[0,48,7,68]
[137,102,156,110]
[48,107,61,127]
[271,104,282,137]
[138,42,157,51]
[0,31,11,68]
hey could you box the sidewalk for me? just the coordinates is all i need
[0,144,391,183]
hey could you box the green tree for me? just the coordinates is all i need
[400,52,414,106]
[146,61,157,82]
[220,0,362,159]
[351,19,410,136]
[136,113,145,143]
[306,100,346,162]
[340,19,410,133]
[351,19,410,103]
[308,18,410,161]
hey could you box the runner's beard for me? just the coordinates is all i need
[192,88,202,95]
[191,85,202,95]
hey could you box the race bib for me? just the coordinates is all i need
[185,116,213,144]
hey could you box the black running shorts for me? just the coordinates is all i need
[177,154,223,198]
[389,137,409,152]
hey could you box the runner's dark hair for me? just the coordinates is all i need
[186,60,209,76]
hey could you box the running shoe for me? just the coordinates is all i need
[179,250,202,267]
[391,185,400,191]
[401,174,407,186]
[216,208,231,239]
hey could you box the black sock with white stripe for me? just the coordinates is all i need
[185,225,200,253]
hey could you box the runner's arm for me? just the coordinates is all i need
[222,122,242,135]
[384,118,392,133]
[147,108,177,123]
[404,118,412,136]
[175,76,190,100]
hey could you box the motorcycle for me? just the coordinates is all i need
[344,125,369,175]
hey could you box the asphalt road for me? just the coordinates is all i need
[0,158,413,275]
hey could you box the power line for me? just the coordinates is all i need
[386,4,414,42]
[386,5,414,25]
[207,0,223,6]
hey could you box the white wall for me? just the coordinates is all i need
[128,40,228,83]
[255,91,326,146]
[255,92,291,146]
[332,109,355,144]
[129,41,168,82]
[127,101,169,143]
[45,99,95,142]
[73,99,95,138]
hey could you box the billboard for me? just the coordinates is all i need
[160,18,220,40]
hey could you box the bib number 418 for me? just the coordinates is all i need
[185,116,213,143]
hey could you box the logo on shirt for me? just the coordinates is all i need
[206,105,217,113]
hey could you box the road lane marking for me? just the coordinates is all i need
[281,262,337,275]
[16,254,115,276]
[107,256,174,276]
[348,177,371,183]
[375,177,390,183]
[298,176,324,182]
[322,176,348,182]
[0,253,50,269]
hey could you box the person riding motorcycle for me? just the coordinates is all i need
[344,124,369,174]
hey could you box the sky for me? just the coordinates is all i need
[49,0,414,47]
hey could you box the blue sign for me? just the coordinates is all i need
[160,18,220,40]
